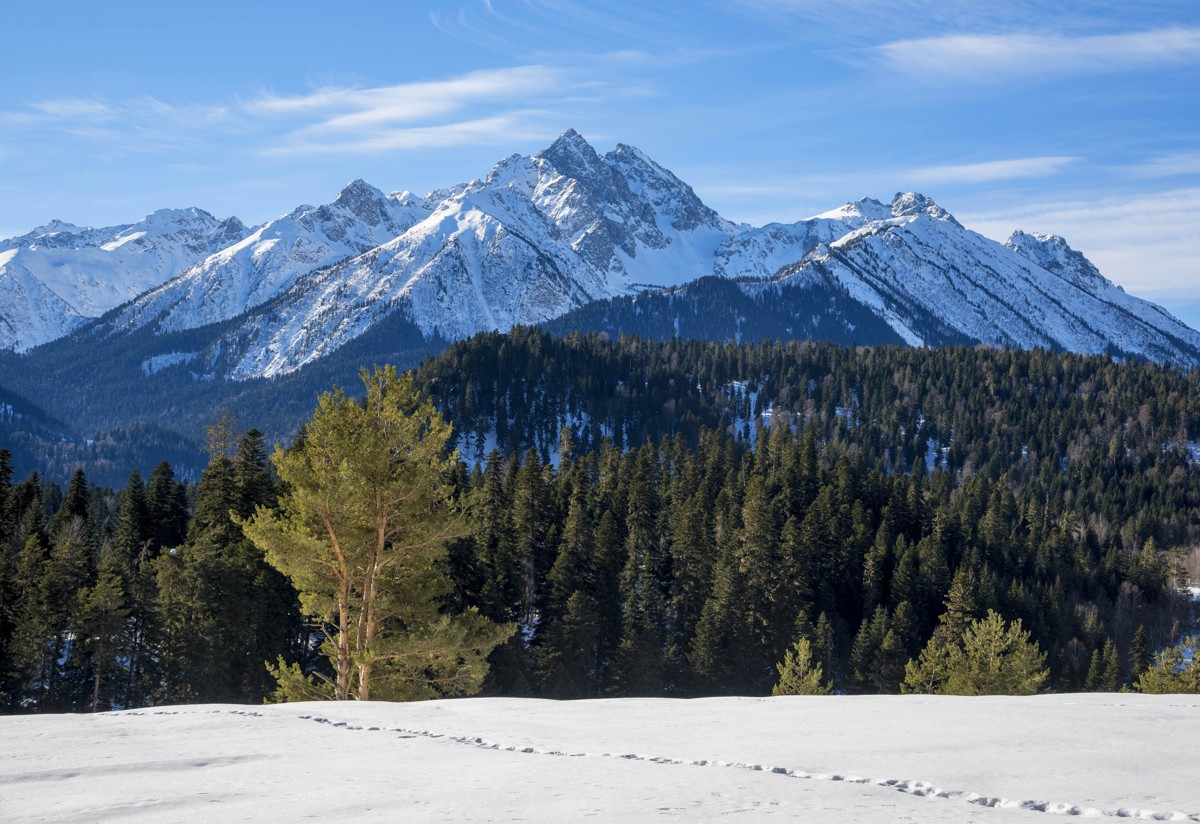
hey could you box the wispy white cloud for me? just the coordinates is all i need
[261,114,553,157]
[244,64,604,157]
[0,95,232,147]
[1121,152,1200,179]
[434,0,715,57]
[877,27,1200,81]
[247,66,563,136]
[0,66,583,160]
[905,156,1079,185]
[29,98,115,119]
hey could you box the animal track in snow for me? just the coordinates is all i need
[268,709,1200,822]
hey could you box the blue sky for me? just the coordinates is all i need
[2,0,1198,326]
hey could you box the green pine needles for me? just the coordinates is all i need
[903,610,1049,696]
[242,366,512,702]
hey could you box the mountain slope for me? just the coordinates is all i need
[4,129,1200,468]
[7,130,1198,376]
[182,130,747,379]
[773,193,1200,364]
[0,210,248,351]
[192,144,1200,378]
[110,181,432,336]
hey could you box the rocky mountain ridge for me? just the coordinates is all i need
[3,129,1198,376]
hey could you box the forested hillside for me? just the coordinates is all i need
[539,276,916,349]
[2,333,1199,710]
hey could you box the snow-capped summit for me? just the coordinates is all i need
[537,128,611,186]
[190,129,765,378]
[0,208,249,351]
[770,196,1200,363]
[1005,230,1106,290]
[890,191,960,224]
[813,197,893,223]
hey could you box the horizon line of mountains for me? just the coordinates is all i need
[3,127,1198,374]
[3,128,1200,485]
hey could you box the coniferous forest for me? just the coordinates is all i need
[2,330,1199,711]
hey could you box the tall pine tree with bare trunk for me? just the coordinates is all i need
[243,366,512,701]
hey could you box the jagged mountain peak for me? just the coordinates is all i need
[0,203,255,351]
[609,142,653,165]
[605,142,734,234]
[387,189,423,206]
[890,192,959,225]
[7,130,1199,376]
[547,127,592,152]
[331,178,392,226]
[217,215,248,233]
[29,219,88,237]
[1005,229,1107,290]
[537,128,608,183]
[483,153,533,189]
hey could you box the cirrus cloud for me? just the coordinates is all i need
[877,26,1200,81]
[905,156,1079,185]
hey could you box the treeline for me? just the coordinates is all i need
[0,434,306,712]
[2,332,1199,710]
[415,328,1200,482]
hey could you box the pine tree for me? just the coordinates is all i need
[772,637,830,696]
[47,468,91,540]
[737,475,790,675]
[0,450,16,705]
[152,428,302,705]
[1135,636,1200,694]
[243,366,513,701]
[667,491,714,661]
[473,453,519,622]
[614,447,672,695]
[111,470,149,570]
[11,519,94,709]
[537,591,601,697]
[77,559,129,712]
[944,611,1048,696]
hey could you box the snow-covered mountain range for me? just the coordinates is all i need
[4,129,1199,373]
[0,209,247,351]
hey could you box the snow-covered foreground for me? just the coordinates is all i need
[3,695,1198,822]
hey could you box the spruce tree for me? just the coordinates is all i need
[0,450,16,704]
[1129,625,1150,682]
[145,461,187,554]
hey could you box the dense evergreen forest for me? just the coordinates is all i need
[2,332,1199,710]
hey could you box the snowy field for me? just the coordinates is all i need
[3,695,1199,822]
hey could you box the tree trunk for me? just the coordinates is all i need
[91,641,104,713]
[336,583,351,700]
